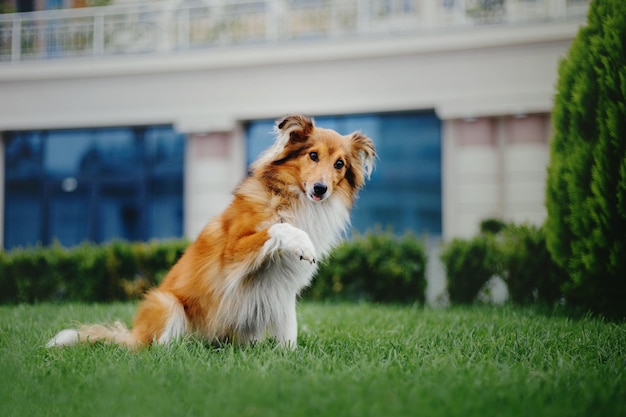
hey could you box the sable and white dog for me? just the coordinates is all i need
[47,114,376,349]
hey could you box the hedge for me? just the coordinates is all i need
[0,233,429,305]
[304,232,428,304]
[0,240,188,304]
[440,221,567,306]
[440,234,499,305]
[499,224,566,306]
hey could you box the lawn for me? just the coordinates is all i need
[0,302,624,417]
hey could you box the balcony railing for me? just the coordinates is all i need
[0,0,590,63]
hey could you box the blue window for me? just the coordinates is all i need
[4,126,184,249]
[245,112,442,235]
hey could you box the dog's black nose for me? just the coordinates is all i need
[313,183,328,197]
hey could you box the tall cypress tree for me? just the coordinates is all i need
[546,0,626,319]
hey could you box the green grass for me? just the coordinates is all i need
[0,302,625,417]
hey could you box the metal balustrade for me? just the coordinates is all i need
[0,0,590,62]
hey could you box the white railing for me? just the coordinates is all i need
[0,0,590,62]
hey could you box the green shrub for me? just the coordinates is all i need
[479,218,507,235]
[500,224,567,306]
[60,243,100,301]
[306,232,428,304]
[0,240,188,304]
[545,0,626,319]
[5,245,60,303]
[0,251,13,303]
[442,222,567,306]
[440,235,499,305]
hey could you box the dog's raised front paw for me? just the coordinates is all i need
[268,223,317,264]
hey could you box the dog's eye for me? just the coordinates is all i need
[334,159,345,170]
[309,152,319,162]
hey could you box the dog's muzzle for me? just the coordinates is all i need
[310,182,328,201]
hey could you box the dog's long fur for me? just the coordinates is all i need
[47,115,376,349]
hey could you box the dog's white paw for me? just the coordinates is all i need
[268,223,317,264]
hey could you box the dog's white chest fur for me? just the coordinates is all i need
[291,195,351,258]
[217,195,350,347]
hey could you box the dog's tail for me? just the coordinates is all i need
[46,321,136,348]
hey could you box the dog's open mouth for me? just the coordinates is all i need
[308,192,324,202]
[305,182,329,202]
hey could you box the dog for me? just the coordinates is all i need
[47,114,376,349]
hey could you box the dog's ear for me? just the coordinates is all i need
[277,115,314,143]
[350,132,376,180]
[251,115,314,170]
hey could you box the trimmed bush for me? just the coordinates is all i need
[305,232,428,304]
[0,240,189,304]
[440,234,499,305]
[545,0,626,319]
[59,243,102,302]
[441,222,567,306]
[6,245,60,303]
[479,218,507,235]
[499,224,566,306]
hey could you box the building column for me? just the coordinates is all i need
[501,114,551,225]
[442,113,552,239]
[0,133,4,249]
[183,125,246,239]
[443,117,501,239]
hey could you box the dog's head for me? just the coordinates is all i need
[255,114,376,204]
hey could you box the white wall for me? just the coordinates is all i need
[0,21,578,240]
[184,130,246,238]
[0,21,578,127]
[443,115,551,239]
[0,133,4,248]
[444,118,501,238]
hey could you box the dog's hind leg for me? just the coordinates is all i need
[131,290,189,345]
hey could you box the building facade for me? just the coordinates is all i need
[0,0,589,250]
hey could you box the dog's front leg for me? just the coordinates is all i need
[223,222,316,271]
[274,296,298,350]
[262,223,317,264]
